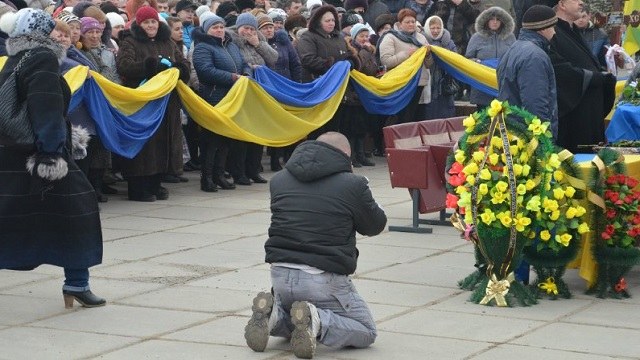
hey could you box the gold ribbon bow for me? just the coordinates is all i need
[538,277,559,295]
[479,272,515,307]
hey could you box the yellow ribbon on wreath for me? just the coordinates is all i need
[538,277,559,295]
[479,272,515,307]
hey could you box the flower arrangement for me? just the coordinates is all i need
[620,80,640,106]
[447,100,588,305]
[588,148,640,298]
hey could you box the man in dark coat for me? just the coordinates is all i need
[244,132,387,359]
[550,0,616,153]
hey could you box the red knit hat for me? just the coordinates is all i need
[135,6,159,25]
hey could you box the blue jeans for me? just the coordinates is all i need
[270,266,376,348]
[63,268,90,292]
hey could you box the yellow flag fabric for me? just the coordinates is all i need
[349,47,426,96]
[177,74,349,146]
[622,0,640,56]
[430,46,498,90]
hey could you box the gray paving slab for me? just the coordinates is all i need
[2,159,640,359]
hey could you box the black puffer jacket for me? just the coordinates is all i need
[265,140,387,275]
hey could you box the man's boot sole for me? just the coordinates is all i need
[290,301,316,359]
[244,292,273,352]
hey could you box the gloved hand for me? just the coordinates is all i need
[71,125,90,160]
[158,57,173,72]
[26,152,68,181]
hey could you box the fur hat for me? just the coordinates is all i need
[0,2,14,19]
[235,0,256,12]
[341,11,359,30]
[106,12,125,28]
[57,10,81,24]
[0,8,55,37]
[216,1,238,18]
[344,0,367,12]
[257,14,273,29]
[235,12,257,28]
[284,13,306,32]
[136,5,159,24]
[374,13,394,32]
[306,0,322,12]
[522,5,557,31]
[202,13,225,32]
[349,22,367,38]
[80,16,101,34]
[175,0,197,14]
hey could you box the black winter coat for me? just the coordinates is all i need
[550,19,616,153]
[265,140,387,275]
[268,29,302,82]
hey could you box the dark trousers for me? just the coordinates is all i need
[127,174,161,198]
[183,117,200,164]
[199,130,229,178]
[397,86,423,124]
[308,103,346,140]
[228,140,263,179]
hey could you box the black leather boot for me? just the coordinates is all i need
[63,290,106,309]
[200,147,218,192]
[356,137,375,166]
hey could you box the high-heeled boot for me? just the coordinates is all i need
[355,137,375,166]
[63,289,106,309]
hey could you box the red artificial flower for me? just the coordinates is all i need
[605,190,619,203]
[601,231,612,240]
[448,162,463,175]
[615,278,627,293]
[448,173,466,187]
[606,209,617,219]
[632,214,640,225]
[626,177,639,188]
[606,175,617,185]
[446,193,459,209]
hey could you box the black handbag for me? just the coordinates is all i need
[0,51,35,145]
[440,75,460,96]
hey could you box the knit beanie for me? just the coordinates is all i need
[80,16,101,34]
[349,22,367,38]
[267,8,286,22]
[374,13,394,32]
[195,5,209,18]
[198,10,216,24]
[106,12,125,27]
[57,10,81,24]
[257,14,273,29]
[135,5,159,25]
[0,8,55,37]
[521,5,557,31]
[306,0,322,12]
[341,11,359,30]
[235,0,256,12]
[235,12,257,29]
[216,1,238,18]
[202,14,225,32]
[344,0,367,12]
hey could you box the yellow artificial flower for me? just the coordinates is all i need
[547,153,561,170]
[575,206,586,217]
[510,144,520,156]
[553,170,564,182]
[564,186,576,198]
[490,136,503,149]
[516,184,527,195]
[480,209,497,225]
[528,117,547,136]
[496,212,512,227]
[555,233,572,247]
[522,164,531,176]
[472,151,484,162]
[488,99,503,118]
[456,185,468,195]
[519,151,529,163]
[464,210,473,224]
[478,183,489,195]
[553,187,565,200]
[514,213,532,232]
[543,198,559,213]
[565,207,578,219]
[550,210,560,221]
[526,195,541,212]
[491,191,507,204]
[488,153,499,165]
[479,168,492,180]
[458,192,471,208]
[463,115,476,131]
[501,153,507,164]
[578,222,590,234]
[454,149,466,163]
[513,163,523,176]
[463,162,479,175]
[466,175,476,186]
[540,230,551,241]
[525,179,536,191]
[495,181,508,193]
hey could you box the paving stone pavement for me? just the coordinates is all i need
[1,158,640,359]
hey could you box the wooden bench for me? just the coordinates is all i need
[383,117,464,233]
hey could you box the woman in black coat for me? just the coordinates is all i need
[0,8,105,309]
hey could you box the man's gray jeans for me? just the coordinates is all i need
[270,266,377,348]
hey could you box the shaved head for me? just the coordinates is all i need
[317,131,351,157]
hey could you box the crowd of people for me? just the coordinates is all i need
[0,0,627,358]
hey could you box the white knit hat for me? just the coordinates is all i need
[196,5,210,18]
[106,12,125,28]
[0,8,55,38]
